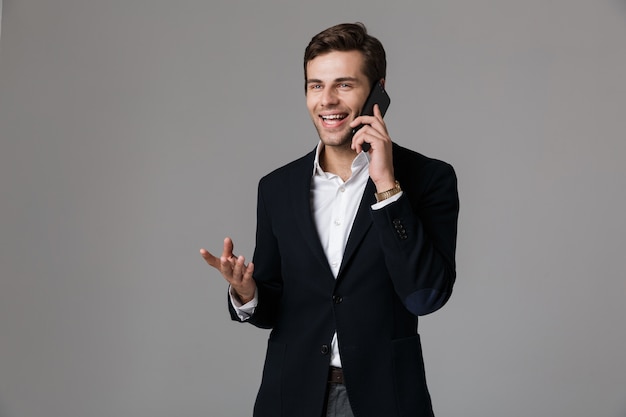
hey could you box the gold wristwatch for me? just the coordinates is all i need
[374,180,402,202]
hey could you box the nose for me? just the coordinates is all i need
[321,88,339,107]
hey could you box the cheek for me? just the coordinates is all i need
[343,93,365,112]
[355,93,370,110]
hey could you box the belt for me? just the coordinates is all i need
[328,367,344,384]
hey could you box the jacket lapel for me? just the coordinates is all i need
[290,150,335,279]
[337,178,376,278]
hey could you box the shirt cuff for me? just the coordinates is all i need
[371,191,403,210]
[229,286,258,321]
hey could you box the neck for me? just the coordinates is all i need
[320,143,358,182]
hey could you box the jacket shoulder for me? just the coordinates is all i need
[392,143,456,178]
[258,148,316,188]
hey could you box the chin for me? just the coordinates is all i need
[319,129,352,148]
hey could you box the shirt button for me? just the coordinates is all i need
[334,219,341,226]
[333,295,343,304]
[321,345,330,355]
[339,187,346,193]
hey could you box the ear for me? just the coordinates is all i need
[379,78,386,88]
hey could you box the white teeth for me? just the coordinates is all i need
[321,114,346,120]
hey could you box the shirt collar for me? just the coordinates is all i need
[312,141,370,178]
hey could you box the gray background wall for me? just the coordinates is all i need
[1,1,625,416]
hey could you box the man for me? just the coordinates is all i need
[201,22,459,417]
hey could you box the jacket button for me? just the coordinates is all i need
[321,345,330,355]
[333,295,343,304]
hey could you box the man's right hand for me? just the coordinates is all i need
[200,237,256,304]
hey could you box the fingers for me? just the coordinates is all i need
[372,102,383,119]
[350,104,384,130]
[350,104,389,153]
[243,261,254,282]
[237,261,256,303]
[200,248,220,269]
[200,239,252,283]
[221,255,256,303]
[200,237,238,269]
[227,255,247,279]
[349,104,395,187]
[351,124,388,154]
[233,258,255,287]
[218,253,252,285]
[200,238,256,303]
[352,126,385,152]
[221,237,235,260]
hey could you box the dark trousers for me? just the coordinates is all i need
[325,383,355,417]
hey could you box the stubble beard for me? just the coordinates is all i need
[315,123,353,151]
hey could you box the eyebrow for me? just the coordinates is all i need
[306,77,360,85]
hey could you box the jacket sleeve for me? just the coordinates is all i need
[371,160,459,316]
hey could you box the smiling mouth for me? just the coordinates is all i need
[320,113,348,126]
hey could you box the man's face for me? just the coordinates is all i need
[305,50,371,149]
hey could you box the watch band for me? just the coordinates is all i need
[374,180,402,202]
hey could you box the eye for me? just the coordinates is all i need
[338,83,351,89]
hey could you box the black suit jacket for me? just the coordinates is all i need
[229,143,459,417]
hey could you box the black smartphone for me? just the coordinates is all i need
[351,81,391,151]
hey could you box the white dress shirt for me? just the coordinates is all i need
[231,142,402,368]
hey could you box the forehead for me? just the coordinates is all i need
[306,50,367,80]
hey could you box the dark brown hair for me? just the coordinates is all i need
[303,22,386,92]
